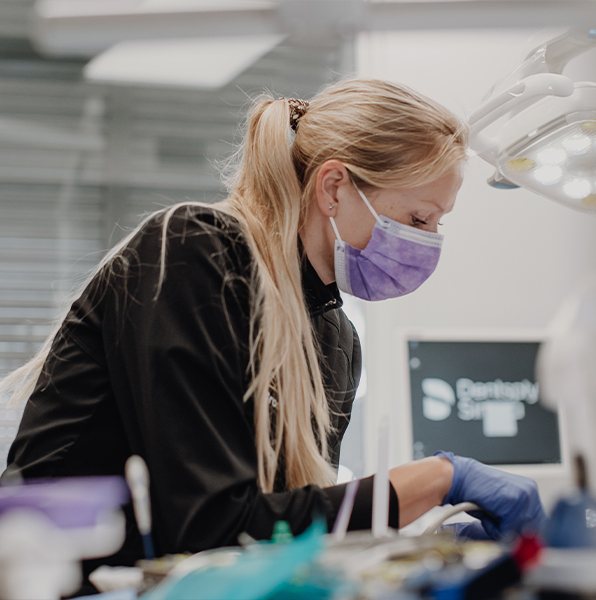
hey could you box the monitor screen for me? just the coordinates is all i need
[407,339,561,465]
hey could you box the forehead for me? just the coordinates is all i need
[370,165,464,215]
[406,167,463,213]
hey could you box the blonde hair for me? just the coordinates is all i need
[1,78,468,494]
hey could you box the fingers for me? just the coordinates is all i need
[434,451,546,540]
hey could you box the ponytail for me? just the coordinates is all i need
[224,97,336,492]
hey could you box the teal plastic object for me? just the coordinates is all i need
[142,520,327,600]
[267,562,356,600]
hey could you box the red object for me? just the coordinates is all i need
[512,535,543,571]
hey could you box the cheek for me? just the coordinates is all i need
[374,198,411,227]
[338,211,376,250]
[336,193,375,250]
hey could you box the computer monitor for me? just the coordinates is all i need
[394,330,571,509]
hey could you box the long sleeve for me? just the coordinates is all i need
[102,209,398,553]
[3,206,399,564]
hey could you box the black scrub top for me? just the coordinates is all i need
[2,204,399,566]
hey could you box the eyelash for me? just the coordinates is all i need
[411,216,444,227]
[411,216,428,227]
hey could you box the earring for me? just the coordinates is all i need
[328,203,334,211]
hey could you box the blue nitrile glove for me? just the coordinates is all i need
[435,450,546,541]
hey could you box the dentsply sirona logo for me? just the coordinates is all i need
[422,378,456,421]
[420,377,539,437]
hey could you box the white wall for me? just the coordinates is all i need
[356,29,596,506]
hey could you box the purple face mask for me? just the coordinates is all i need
[330,186,443,301]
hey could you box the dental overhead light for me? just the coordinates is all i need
[469,29,596,213]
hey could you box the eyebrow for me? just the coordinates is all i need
[421,200,453,214]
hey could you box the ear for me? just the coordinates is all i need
[313,159,352,218]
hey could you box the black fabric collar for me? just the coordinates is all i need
[300,252,343,317]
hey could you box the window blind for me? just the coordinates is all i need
[0,7,351,466]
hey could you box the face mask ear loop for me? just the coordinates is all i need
[329,216,342,242]
[353,183,383,226]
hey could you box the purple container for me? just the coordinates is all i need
[0,476,129,528]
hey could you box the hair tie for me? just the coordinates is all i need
[284,97,309,132]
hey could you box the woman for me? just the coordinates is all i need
[1,79,544,566]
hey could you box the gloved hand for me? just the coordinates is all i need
[435,450,546,541]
